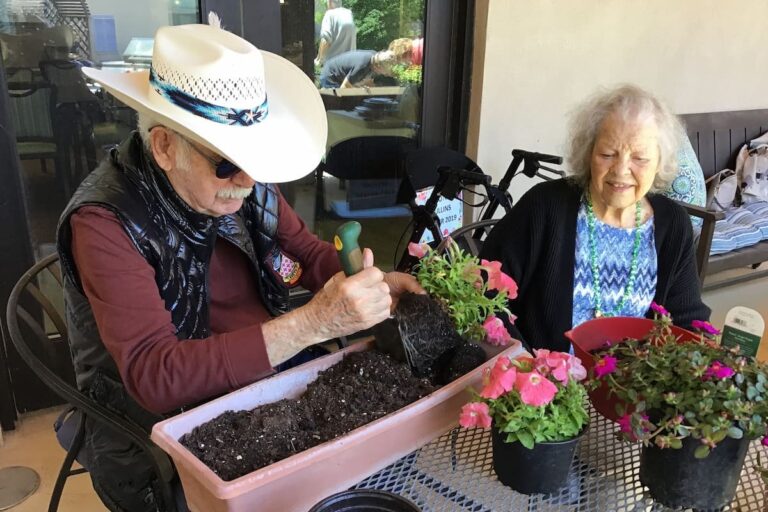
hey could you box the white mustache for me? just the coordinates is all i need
[216,186,253,200]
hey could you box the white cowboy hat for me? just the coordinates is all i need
[81,24,327,183]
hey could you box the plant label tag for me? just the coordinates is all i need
[720,306,765,358]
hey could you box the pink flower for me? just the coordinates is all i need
[762,436,768,447]
[691,320,721,336]
[407,242,429,258]
[704,360,735,380]
[483,316,512,346]
[481,259,518,299]
[480,357,517,399]
[533,349,569,384]
[650,302,669,317]
[515,370,558,406]
[594,356,617,378]
[459,402,492,429]
[568,355,588,382]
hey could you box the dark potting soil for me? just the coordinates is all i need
[180,351,436,481]
[388,292,467,379]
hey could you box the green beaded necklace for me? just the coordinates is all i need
[585,193,643,318]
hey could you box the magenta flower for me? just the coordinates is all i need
[459,402,492,429]
[762,436,768,447]
[480,259,519,299]
[650,302,669,317]
[594,356,618,378]
[691,320,721,336]
[618,413,650,441]
[407,242,429,259]
[704,361,735,380]
[516,370,558,406]
[617,413,633,434]
[483,316,512,346]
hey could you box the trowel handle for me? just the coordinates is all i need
[335,221,364,276]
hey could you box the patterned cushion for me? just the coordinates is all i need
[708,208,764,255]
[743,201,768,239]
[664,133,707,227]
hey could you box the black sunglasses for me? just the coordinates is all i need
[186,140,241,179]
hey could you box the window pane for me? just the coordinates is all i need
[1,0,199,260]
[279,0,425,272]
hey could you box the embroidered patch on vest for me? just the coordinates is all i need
[271,250,302,285]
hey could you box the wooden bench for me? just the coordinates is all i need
[679,109,768,290]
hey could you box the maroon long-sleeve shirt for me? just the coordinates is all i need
[70,194,340,415]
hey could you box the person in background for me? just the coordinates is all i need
[55,23,421,511]
[480,84,710,352]
[315,0,356,68]
[319,37,413,89]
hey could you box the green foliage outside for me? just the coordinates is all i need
[315,0,425,52]
[391,63,422,85]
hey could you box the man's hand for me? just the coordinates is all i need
[383,272,425,312]
[262,248,397,366]
[309,249,392,339]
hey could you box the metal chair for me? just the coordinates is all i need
[445,218,499,257]
[5,253,177,512]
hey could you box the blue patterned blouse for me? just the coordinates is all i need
[572,201,658,328]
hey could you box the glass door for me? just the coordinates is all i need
[279,0,425,271]
[0,0,201,419]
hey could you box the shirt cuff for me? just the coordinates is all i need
[221,324,275,388]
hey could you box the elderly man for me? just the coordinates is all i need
[56,23,420,511]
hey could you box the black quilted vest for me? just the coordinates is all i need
[56,133,288,508]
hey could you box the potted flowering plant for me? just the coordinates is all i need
[408,239,517,344]
[458,350,589,495]
[589,306,768,510]
[385,240,519,382]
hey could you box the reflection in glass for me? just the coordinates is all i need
[1,1,198,259]
[280,0,425,272]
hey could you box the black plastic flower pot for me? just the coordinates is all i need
[308,489,421,512]
[491,426,586,495]
[639,434,750,510]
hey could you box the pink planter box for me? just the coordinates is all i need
[151,339,524,512]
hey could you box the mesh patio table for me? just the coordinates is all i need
[355,405,767,511]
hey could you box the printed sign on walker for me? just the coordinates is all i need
[415,187,463,244]
[720,306,765,358]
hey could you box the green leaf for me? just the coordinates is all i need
[694,445,711,459]
[668,438,683,449]
[517,431,534,450]
[727,426,744,439]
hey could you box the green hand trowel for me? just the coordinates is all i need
[333,221,464,379]
[334,221,364,277]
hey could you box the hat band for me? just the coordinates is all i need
[149,67,268,126]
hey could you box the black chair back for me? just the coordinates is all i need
[6,253,177,512]
[398,146,484,204]
[318,136,417,214]
[445,219,499,257]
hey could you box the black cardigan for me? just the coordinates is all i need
[479,178,711,352]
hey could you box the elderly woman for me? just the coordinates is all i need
[480,84,710,352]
